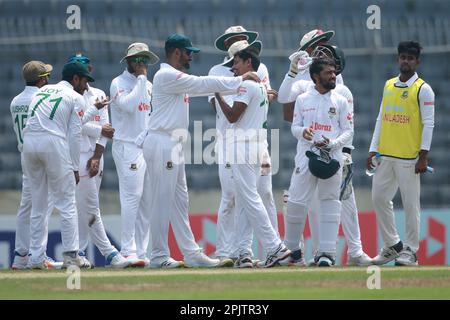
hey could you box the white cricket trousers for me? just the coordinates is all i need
[14,153,53,256]
[215,162,236,257]
[76,152,116,257]
[112,140,146,257]
[231,161,281,256]
[372,157,421,252]
[285,167,342,255]
[215,160,279,258]
[141,131,202,263]
[308,185,364,257]
[22,132,79,264]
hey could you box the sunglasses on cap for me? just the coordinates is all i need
[39,72,51,78]
[130,56,151,64]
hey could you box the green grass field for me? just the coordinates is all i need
[0,267,449,300]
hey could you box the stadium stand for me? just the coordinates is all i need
[0,0,448,207]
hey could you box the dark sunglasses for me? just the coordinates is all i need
[131,56,151,64]
[183,49,194,57]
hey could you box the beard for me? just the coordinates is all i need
[322,79,336,90]
[74,84,86,95]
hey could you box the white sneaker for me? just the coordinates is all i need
[28,260,50,270]
[11,252,28,270]
[106,251,132,269]
[185,252,220,268]
[123,254,146,267]
[307,258,318,267]
[347,252,373,266]
[278,249,306,267]
[258,244,291,268]
[372,241,403,265]
[149,257,184,269]
[234,255,253,268]
[395,247,418,266]
[44,255,63,269]
[62,252,92,269]
[316,253,335,267]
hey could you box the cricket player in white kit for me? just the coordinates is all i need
[22,62,102,269]
[284,58,353,267]
[369,41,435,266]
[278,46,372,266]
[135,33,261,268]
[68,54,131,268]
[214,41,290,268]
[10,61,62,269]
[110,43,159,266]
[209,26,279,262]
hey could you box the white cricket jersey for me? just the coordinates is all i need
[232,80,268,143]
[110,69,152,143]
[208,58,271,138]
[10,86,38,152]
[79,85,109,153]
[146,63,243,135]
[291,88,353,174]
[23,80,92,170]
[278,76,355,149]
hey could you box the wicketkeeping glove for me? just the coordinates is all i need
[288,51,313,77]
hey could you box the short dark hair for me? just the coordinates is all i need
[398,41,422,58]
[235,47,260,71]
[309,58,336,83]
[165,46,177,57]
[26,80,40,86]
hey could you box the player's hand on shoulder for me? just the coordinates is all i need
[101,123,115,139]
[94,96,110,110]
[242,71,260,83]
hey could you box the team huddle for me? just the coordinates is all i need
[9,26,434,269]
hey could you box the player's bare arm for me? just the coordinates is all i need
[86,144,105,177]
[366,152,377,171]
[214,92,247,123]
[209,98,217,112]
[283,102,295,123]
[101,123,115,139]
[415,150,429,174]
[267,88,278,103]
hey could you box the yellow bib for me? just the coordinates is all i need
[379,77,424,159]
